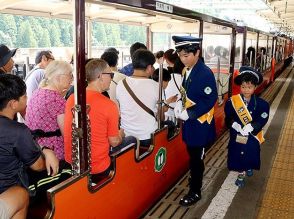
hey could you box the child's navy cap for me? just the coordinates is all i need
[234,66,263,85]
[172,36,202,48]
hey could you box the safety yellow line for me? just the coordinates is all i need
[257,90,294,218]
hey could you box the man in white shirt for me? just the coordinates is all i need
[25,50,54,100]
[116,49,158,146]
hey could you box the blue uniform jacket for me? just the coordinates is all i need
[182,60,217,147]
[224,95,270,171]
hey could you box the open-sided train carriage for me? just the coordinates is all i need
[1,0,293,218]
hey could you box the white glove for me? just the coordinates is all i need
[242,123,254,136]
[178,109,189,121]
[232,122,242,133]
[174,101,183,118]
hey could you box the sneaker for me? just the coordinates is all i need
[235,174,245,188]
[179,191,201,206]
[246,169,253,177]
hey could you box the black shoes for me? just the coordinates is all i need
[179,191,201,206]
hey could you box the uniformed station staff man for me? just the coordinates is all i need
[173,36,217,206]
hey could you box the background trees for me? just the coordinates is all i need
[0,14,147,48]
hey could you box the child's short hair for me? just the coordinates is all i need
[152,68,171,82]
[238,73,259,85]
[132,49,155,70]
[0,74,26,110]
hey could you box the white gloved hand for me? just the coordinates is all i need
[174,101,183,118]
[242,123,254,136]
[232,122,242,133]
[178,109,189,121]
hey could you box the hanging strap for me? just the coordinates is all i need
[25,67,41,81]
[31,129,62,140]
[122,78,156,119]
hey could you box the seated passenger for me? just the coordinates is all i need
[153,50,164,69]
[116,49,175,146]
[163,49,183,121]
[64,59,136,179]
[152,68,178,117]
[0,44,17,74]
[119,42,147,76]
[0,74,59,219]
[101,51,126,103]
[152,68,178,137]
[25,50,55,101]
[26,61,73,160]
[104,47,119,55]
[210,46,229,65]
[64,58,110,100]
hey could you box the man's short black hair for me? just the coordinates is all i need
[176,44,200,55]
[152,68,171,82]
[105,47,119,55]
[35,50,53,64]
[130,42,147,58]
[132,49,155,70]
[101,51,119,68]
[155,51,164,59]
[0,74,26,110]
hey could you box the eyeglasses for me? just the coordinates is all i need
[102,72,114,79]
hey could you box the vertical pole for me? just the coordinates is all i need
[73,0,88,174]
[87,20,92,58]
[229,28,236,97]
[255,32,259,68]
[199,20,204,57]
[157,64,163,128]
[242,27,247,66]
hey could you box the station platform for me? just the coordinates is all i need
[144,64,294,219]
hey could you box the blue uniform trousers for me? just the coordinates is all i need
[187,146,205,194]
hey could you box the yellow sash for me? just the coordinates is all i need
[181,67,214,124]
[231,94,265,144]
[197,107,214,124]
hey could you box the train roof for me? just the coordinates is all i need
[0,0,235,33]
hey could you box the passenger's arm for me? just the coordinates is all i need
[57,114,65,136]
[29,156,45,172]
[42,148,59,176]
[108,129,124,147]
[29,148,59,176]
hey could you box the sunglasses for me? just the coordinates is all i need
[102,72,114,79]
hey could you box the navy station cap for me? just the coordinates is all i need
[234,66,263,85]
[0,44,17,67]
[172,36,202,48]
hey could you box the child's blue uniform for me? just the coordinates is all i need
[224,94,270,171]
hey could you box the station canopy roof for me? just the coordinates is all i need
[161,0,294,38]
[1,0,293,37]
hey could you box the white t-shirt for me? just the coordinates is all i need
[164,73,182,120]
[25,67,45,100]
[116,77,159,140]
